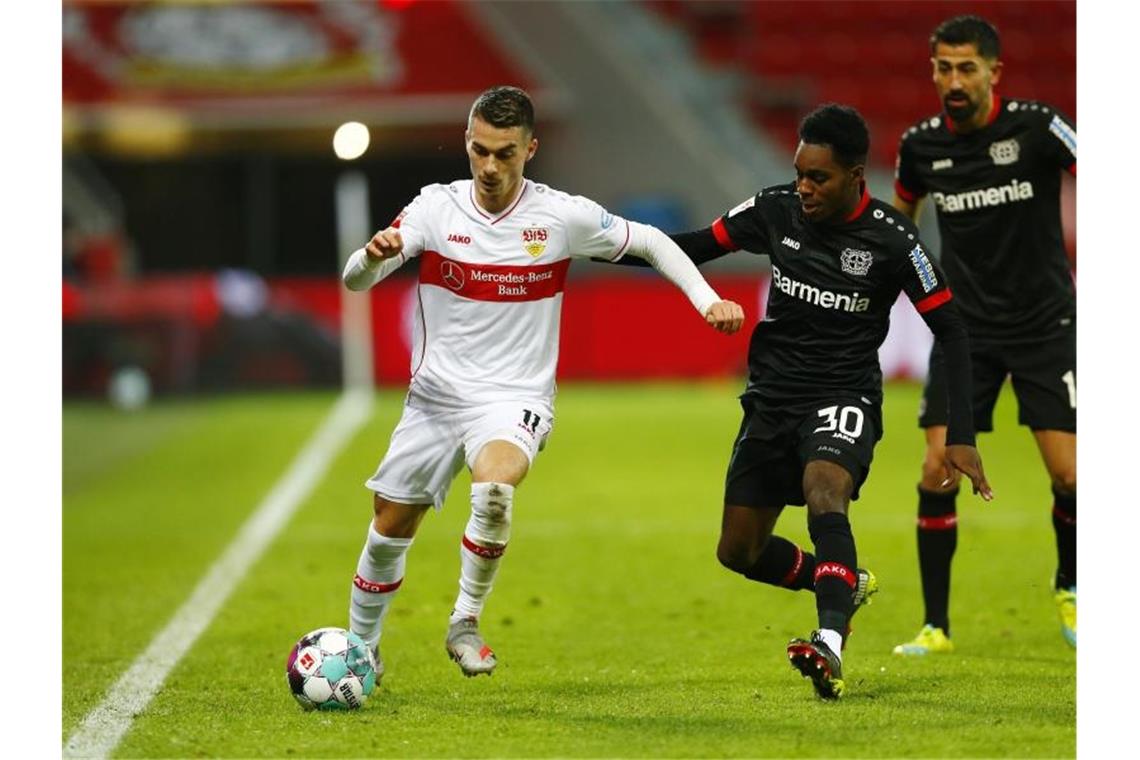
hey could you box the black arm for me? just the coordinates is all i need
[591,227,731,267]
[922,301,976,447]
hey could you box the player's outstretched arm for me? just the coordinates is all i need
[595,227,730,269]
[917,295,994,501]
[625,221,744,334]
[342,227,408,291]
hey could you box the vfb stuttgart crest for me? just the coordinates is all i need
[989,138,1020,166]
[840,248,873,276]
[522,227,548,257]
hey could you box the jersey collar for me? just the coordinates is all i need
[843,182,872,223]
[469,179,529,225]
[945,94,1002,134]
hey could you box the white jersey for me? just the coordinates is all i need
[386,179,632,408]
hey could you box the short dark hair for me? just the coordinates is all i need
[930,15,1001,59]
[798,103,869,168]
[469,86,535,133]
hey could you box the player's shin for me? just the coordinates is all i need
[917,486,958,634]
[349,525,413,651]
[808,512,857,656]
[451,482,513,622]
[743,535,816,590]
[1052,488,1076,589]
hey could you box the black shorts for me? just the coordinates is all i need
[724,395,882,509]
[919,320,1076,433]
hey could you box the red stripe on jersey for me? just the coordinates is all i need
[710,217,738,250]
[894,179,920,203]
[844,183,872,222]
[613,219,632,259]
[781,545,804,587]
[814,562,857,589]
[915,289,952,313]
[917,514,958,531]
[462,534,506,559]
[1067,162,1077,177]
[419,250,570,302]
[353,574,403,594]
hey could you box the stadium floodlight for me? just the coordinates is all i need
[333,121,371,161]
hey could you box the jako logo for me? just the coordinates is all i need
[931,179,1034,214]
[448,233,472,244]
[781,236,801,250]
[771,265,870,312]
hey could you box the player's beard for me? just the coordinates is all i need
[943,91,978,123]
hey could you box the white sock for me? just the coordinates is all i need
[450,482,514,623]
[818,628,844,661]
[348,524,413,650]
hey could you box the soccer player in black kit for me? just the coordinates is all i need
[609,104,992,700]
[891,16,1077,656]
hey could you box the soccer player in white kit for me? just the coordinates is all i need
[342,86,745,679]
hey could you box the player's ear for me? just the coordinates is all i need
[850,163,865,184]
[988,59,1003,88]
[526,136,538,162]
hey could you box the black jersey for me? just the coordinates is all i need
[713,182,956,408]
[895,97,1076,341]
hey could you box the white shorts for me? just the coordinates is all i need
[366,399,554,509]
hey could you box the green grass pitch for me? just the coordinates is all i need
[63,382,1075,757]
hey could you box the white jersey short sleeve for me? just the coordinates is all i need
[559,192,633,263]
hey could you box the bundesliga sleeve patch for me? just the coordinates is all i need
[1048,115,1077,159]
[727,195,756,218]
[908,244,939,292]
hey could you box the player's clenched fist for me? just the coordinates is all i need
[705,300,745,334]
[365,227,404,260]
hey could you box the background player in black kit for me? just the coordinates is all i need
[609,104,992,700]
[891,16,1077,656]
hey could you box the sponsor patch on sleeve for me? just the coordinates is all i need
[727,195,757,218]
[1048,115,1077,159]
[908,244,938,293]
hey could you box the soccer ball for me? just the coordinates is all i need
[286,627,377,711]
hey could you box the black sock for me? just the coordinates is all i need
[917,486,958,636]
[808,512,857,634]
[742,535,816,590]
[1052,488,1076,589]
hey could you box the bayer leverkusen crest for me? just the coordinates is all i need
[522,227,548,257]
[840,248,873,276]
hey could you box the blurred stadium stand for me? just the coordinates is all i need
[62,0,1074,398]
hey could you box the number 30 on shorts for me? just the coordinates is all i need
[813,405,865,437]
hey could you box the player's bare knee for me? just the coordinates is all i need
[803,465,852,517]
[716,535,755,573]
[371,494,428,538]
[1050,470,1076,497]
[804,482,849,517]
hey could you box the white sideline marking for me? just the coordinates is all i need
[65,390,373,758]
